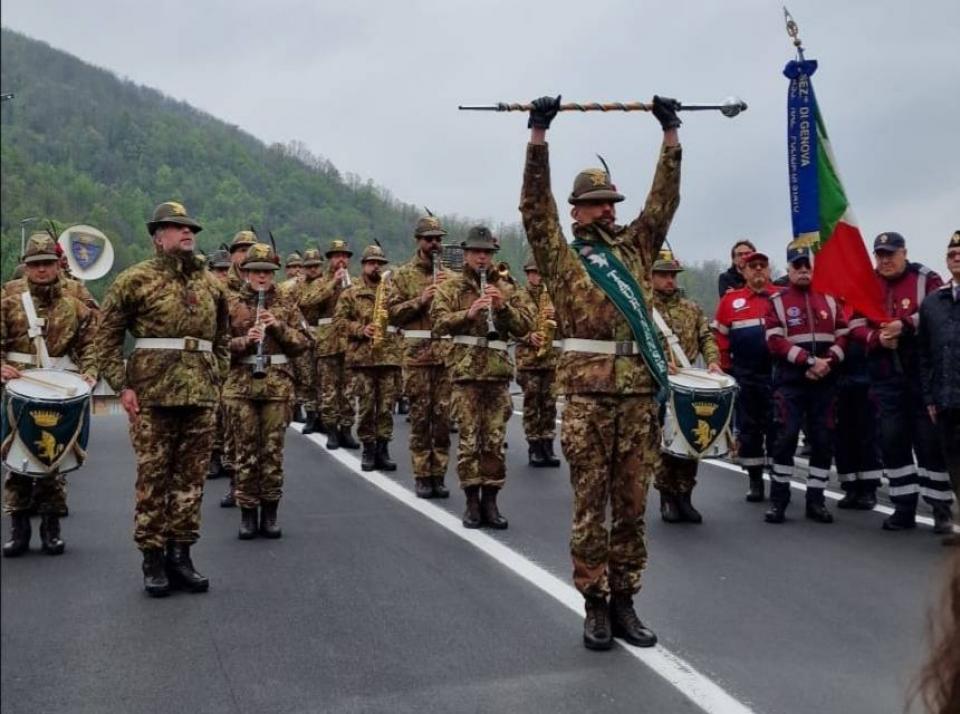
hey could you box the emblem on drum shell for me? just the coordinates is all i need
[30,410,61,428]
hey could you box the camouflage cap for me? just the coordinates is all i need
[568,168,625,205]
[207,249,231,269]
[241,243,280,271]
[229,230,258,252]
[523,255,539,272]
[652,248,684,273]
[948,231,960,249]
[414,215,447,238]
[22,232,61,263]
[325,238,353,258]
[461,225,499,252]
[147,201,203,235]
[361,245,389,264]
[285,251,303,267]
[301,248,323,266]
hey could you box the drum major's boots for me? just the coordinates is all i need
[480,487,508,530]
[2,513,31,558]
[462,486,482,529]
[430,476,450,499]
[165,542,209,593]
[582,596,613,651]
[660,493,682,523]
[339,426,360,450]
[609,594,657,647]
[677,493,703,524]
[375,440,397,471]
[527,440,547,467]
[238,508,259,540]
[142,548,170,597]
[39,514,65,555]
[746,468,765,502]
[540,439,561,467]
[361,442,377,472]
[259,501,282,539]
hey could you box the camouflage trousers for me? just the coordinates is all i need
[318,353,354,428]
[406,364,452,478]
[516,369,557,440]
[451,381,511,490]
[220,400,236,471]
[654,453,700,496]
[3,472,66,515]
[224,398,291,508]
[351,367,400,443]
[293,346,318,412]
[561,395,659,598]
[130,406,215,551]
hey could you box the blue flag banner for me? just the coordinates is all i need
[784,58,820,246]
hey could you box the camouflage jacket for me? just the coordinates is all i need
[431,267,534,382]
[0,278,98,379]
[515,283,559,371]
[97,252,230,407]
[223,284,310,401]
[651,290,720,367]
[334,275,403,369]
[387,252,455,367]
[226,263,246,295]
[299,269,350,357]
[3,275,99,312]
[277,276,303,301]
[520,141,681,396]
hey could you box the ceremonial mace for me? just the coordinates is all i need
[459,97,747,118]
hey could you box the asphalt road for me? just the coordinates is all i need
[2,407,955,714]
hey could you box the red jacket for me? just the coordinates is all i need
[712,285,775,377]
[765,284,847,381]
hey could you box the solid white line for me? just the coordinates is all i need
[291,424,755,714]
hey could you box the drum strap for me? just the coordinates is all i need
[5,352,79,371]
[651,308,692,369]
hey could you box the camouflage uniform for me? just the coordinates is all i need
[514,281,560,443]
[387,222,456,486]
[98,207,230,554]
[291,249,326,420]
[520,140,681,598]
[2,274,99,313]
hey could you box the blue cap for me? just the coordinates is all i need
[873,232,905,253]
[786,244,812,264]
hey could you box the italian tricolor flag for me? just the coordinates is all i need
[784,58,886,322]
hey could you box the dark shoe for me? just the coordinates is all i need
[462,486,482,529]
[2,513,31,558]
[207,450,224,479]
[677,493,703,524]
[805,502,834,524]
[660,493,682,523]
[361,442,377,472]
[325,426,341,450]
[259,501,282,539]
[449,422,458,434]
[339,426,360,450]
[480,487,508,530]
[609,594,657,647]
[39,515,66,555]
[142,548,170,597]
[882,509,917,531]
[317,420,328,435]
[219,472,236,508]
[397,396,410,415]
[541,439,561,467]
[746,469,765,502]
[836,483,858,510]
[528,439,547,467]
[583,596,613,651]
[238,508,259,540]
[855,486,878,510]
[932,506,954,535]
[415,478,434,499]
[764,503,787,524]
[431,476,450,499]
[302,411,319,435]
[165,543,209,593]
[375,440,397,471]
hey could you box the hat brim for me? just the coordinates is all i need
[362,257,389,264]
[325,251,353,258]
[242,262,280,271]
[743,252,769,264]
[23,253,60,264]
[210,262,232,269]
[301,260,323,267]
[872,245,900,253]
[416,230,447,238]
[652,266,685,273]
[460,244,498,252]
[147,216,203,235]
[568,189,626,205]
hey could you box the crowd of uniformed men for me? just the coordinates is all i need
[1,96,958,651]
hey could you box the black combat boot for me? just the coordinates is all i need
[375,440,397,471]
[397,396,410,415]
[142,548,170,597]
[932,505,954,535]
[583,596,613,651]
[746,468,765,502]
[361,442,377,472]
[660,493,682,523]
[238,508,259,540]
[677,493,703,524]
[317,420,328,435]
[528,440,546,467]
[837,481,858,509]
[609,594,657,647]
[462,486,482,529]
[882,507,917,531]
[302,411,319,435]
[449,422,458,434]
[39,514,66,555]
[259,501,282,539]
[764,501,787,524]
[165,542,209,593]
[805,490,834,524]
[219,472,236,508]
[415,478,434,498]
[339,426,360,450]
[325,425,341,449]
[541,439,561,467]
[480,487,508,530]
[855,483,878,510]
[431,476,450,499]
[207,450,224,479]
[2,513,31,558]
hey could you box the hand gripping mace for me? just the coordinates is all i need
[459,96,748,118]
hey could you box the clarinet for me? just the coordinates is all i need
[478,270,500,341]
[252,288,268,379]
[431,250,440,283]
[340,269,351,289]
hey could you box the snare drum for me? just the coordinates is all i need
[661,369,737,460]
[1,369,92,476]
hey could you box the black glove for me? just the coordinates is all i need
[652,95,682,131]
[528,95,561,130]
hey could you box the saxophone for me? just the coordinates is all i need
[535,289,557,359]
[370,270,392,348]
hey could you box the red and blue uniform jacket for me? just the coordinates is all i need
[765,285,848,384]
[712,285,775,382]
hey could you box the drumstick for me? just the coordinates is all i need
[678,368,728,385]
[17,374,78,396]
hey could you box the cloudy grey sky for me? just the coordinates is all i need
[2,0,957,270]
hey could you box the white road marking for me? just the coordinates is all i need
[291,424,755,714]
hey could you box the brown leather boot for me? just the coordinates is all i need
[480,486,508,530]
[609,594,657,647]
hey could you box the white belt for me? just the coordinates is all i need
[560,338,641,356]
[404,329,434,340]
[452,336,508,351]
[5,351,79,371]
[134,337,213,353]
[316,318,334,326]
[385,326,399,334]
[240,355,289,365]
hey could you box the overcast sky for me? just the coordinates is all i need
[3,0,957,271]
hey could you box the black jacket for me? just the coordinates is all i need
[718,265,745,297]
[919,282,960,409]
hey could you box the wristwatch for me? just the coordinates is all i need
[806,355,817,368]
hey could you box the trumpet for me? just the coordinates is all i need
[252,288,268,380]
[478,270,499,341]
